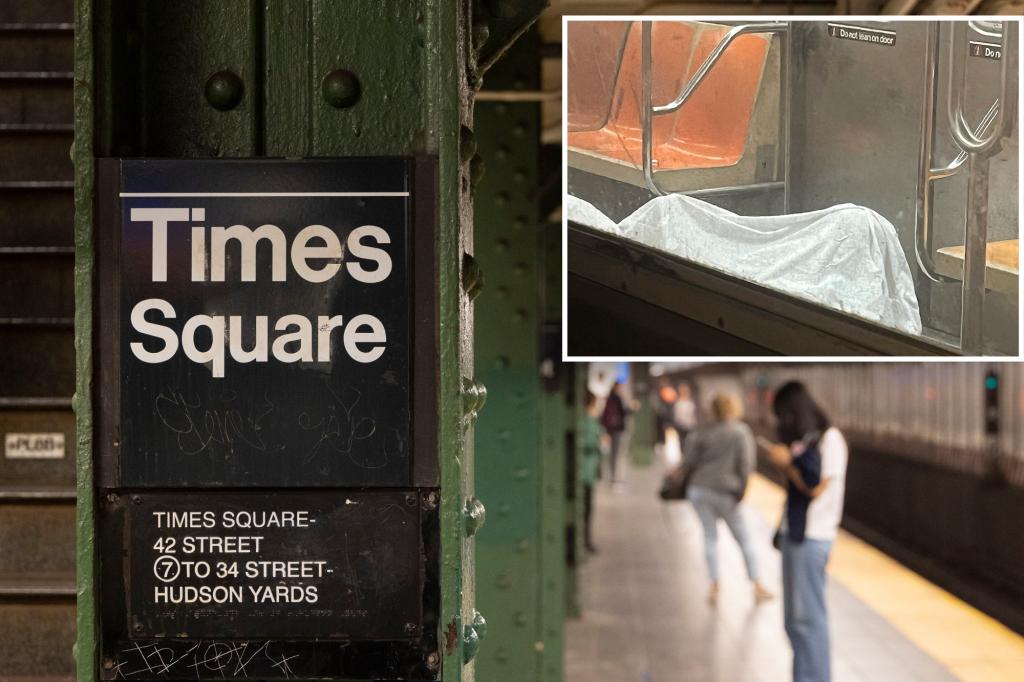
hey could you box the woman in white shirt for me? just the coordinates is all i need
[762,381,848,682]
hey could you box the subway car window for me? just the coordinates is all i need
[566,19,1019,356]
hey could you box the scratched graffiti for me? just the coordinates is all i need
[155,387,278,456]
[111,640,300,679]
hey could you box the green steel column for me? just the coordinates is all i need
[74,2,545,679]
[472,28,545,681]
[539,213,566,682]
[566,360,587,618]
[73,0,97,679]
[630,363,656,467]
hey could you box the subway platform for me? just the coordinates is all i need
[565,454,1024,682]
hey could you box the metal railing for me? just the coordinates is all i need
[640,21,790,201]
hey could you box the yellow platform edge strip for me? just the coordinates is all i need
[745,474,1024,682]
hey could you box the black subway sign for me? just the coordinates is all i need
[827,23,896,47]
[97,158,440,679]
[126,491,422,640]
[108,159,415,488]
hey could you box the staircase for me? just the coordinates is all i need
[0,0,77,679]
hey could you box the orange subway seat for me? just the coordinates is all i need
[568,22,770,171]
[567,21,632,132]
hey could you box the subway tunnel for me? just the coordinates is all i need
[0,1,1022,681]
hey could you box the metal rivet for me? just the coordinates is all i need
[463,253,484,300]
[487,0,521,19]
[322,69,361,108]
[470,153,486,186]
[461,377,487,417]
[204,70,244,111]
[425,651,440,670]
[472,610,487,641]
[460,126,477,162]
[463,497,487,536]
[463,622,481,664]
[472,20,490,49]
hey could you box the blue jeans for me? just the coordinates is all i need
[782,535,833,682]
[688,485,760,583]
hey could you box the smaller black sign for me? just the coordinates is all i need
[127,491,422,639]
[827,23,896,47]
[969,40,1002,60]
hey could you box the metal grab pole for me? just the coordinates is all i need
[641,21,662,196]
[914,22,948,283]
[944,20,1014,353]
[960,153,990,355]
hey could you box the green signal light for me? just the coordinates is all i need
[985,375,998,391]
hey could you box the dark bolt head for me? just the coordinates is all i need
[425,651,440,670]
[204,70,244,111]
[470,154,485,186]
[322,69,361,109]
[459,125,477,163]
[102,657,115,670]
[131,495,142,505]
[487,0,521,19]
[472,19,490,48]
[404,622,418,634]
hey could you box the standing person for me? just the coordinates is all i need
[578,391,602,553]
[686,393,774,605]
[672,383,698,450]
[761,381,848,682]
[600,381,629,485]
[654,383,678,457]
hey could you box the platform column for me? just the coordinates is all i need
[74,2,543,679]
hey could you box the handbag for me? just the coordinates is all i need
[658,464,692,501]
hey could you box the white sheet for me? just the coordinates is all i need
[567,193,923,335]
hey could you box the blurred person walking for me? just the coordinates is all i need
[672,383,698,449]
[600,381,630,485]
[761,381,848,682]
[655,382,678,457]
[578,390,603,553]
[686,393,773,605]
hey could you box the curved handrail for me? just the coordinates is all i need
[641,21,788,197]
[946,22,1010,155]
[652,23,788,115]
[968,20,1002,39]
[930,100,998,181]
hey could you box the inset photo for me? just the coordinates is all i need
[564,17,1020,357]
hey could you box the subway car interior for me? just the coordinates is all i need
[566,19,1020,356]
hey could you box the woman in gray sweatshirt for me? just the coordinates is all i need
[686,393,773,605]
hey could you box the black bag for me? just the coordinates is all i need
[659,464,692,501]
